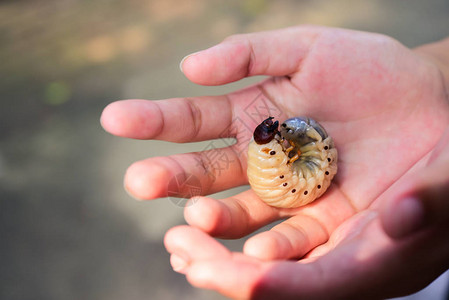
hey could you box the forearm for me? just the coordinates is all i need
[415,37,449,94]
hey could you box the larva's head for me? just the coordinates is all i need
[281,117,328,145]
[254,117,279,144]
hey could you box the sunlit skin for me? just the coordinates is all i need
[101,26,449,299]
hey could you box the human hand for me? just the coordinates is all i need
[101,26,449,299]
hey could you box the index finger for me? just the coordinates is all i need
[101,96,233,141]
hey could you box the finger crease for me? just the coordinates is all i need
[245,37,257,77]
[165,156,190,195]
[194,151,218,191]
[231,198,253,232]
[279,222,310,255]
[153,102,166,139]
[338,185,359,213]
[185,97,203,141]
[298,213,331,243]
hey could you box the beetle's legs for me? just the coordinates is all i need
[288,153,300,164]
[285,140,300,164]
[285,140,295,154]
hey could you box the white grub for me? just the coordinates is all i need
[247,118,337,208]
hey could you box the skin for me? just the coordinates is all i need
[101,26,449,299]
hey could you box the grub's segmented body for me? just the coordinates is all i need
[247,117,337,208]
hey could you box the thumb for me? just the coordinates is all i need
[180,26,320,86]
[380,152,449,239]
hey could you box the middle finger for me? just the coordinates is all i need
[124,146,247,200]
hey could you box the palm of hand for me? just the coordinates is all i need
[219,28,448,253]
[245,29,447,210]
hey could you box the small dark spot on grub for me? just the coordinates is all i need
[270,151,276,155]
[283,183,288,187]
[317,185,321,189]
[291,189,296,193]
[304,190,308,195]
[327,158,331,162]
[280,175,284,179]
[324,146,329,150]
[325,171,330,175]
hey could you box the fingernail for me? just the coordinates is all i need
[394,197,426,238]
[179,51,200,73]
[170,254,189,273]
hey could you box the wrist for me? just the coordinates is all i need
[414,37,449,95]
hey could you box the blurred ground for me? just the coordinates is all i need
[1,0,449,299]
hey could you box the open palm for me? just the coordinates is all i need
[102,26,449,299]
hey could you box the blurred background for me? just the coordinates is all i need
[1,0,449,299]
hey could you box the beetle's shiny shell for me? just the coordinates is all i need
[247,118,337,208]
